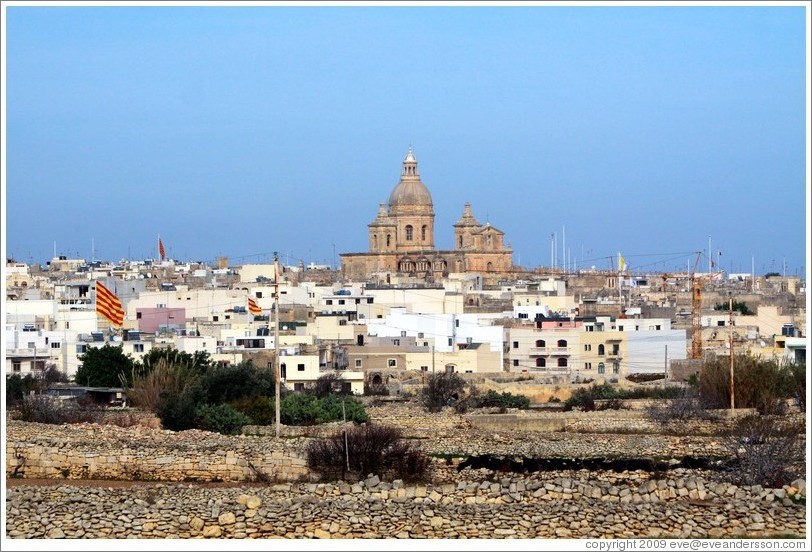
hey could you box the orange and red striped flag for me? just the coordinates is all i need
[96,281,125,327]
[158,237,166,261]
[248,297,262,315]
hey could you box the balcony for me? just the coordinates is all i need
[6,348,51,358]
[529,346,571,356]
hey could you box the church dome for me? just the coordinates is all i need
[388,147,433,208]
[388,180,433,207]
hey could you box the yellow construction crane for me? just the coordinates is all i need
[690,250,726,359]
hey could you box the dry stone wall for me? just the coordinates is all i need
[6,421,309,483]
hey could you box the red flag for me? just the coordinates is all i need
[248,297,262,315]
[96,281,125,327]
[158,237,166,261]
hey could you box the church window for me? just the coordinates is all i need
[405,225,413,241]
[373,235,378,249]
[487,262,493,272]
[458,235,463,248]
[386,234,391,247]
[421,225,427,241]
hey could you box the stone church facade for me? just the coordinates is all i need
[340,149,513,282]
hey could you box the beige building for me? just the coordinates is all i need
[341,149,513,283]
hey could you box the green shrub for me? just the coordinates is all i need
[280,394,369,426]
[563,383,682,411]
[699,354,799,414]
[5,374,41,407]
[155,382,203,431]
[476,390,530,409]
[318,394,370,424]
[199,362,275,405]
[196,403,252,435]
[231,395,276,425]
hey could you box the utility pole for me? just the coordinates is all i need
[664,344,668,380]
[729,296,735,414]
[274,252,281,438]
[431,344,435,374]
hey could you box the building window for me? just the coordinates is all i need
[513,341,519,349]
[355,359,362,368]
[76,344,87,354]
[598,344,605,356]
[536,339,545,347]
[613,362,620,374]
[386,234,391,247]
[388,359,397,368]
[51,342,61,349]
[294,383,305,392]
[558,357,568,367]
[536,357,546,368]
[421,366,428,372]
[393,339,400,346]
[598,362,605,374]
[297,364,305,372]
[12,361,21,373]
[281,363,287,379]
[584,344,591,352]
[557,339,567,347]
[134,344,144,353]
[405,225,413,240]
[326,299,333,305]
[513,359,519,367]
[619,326,624,331]
[585,362,591,370]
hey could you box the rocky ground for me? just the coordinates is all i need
[4,401,809,540]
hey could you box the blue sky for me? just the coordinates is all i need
[3,3,809,276]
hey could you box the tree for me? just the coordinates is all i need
[75,344,135,387]
[420,372,467,412]
[198,361,274,405]
[133,347,212,377]
[5,374,40,407]
[714,300,752,315]
[310,372,349,398]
